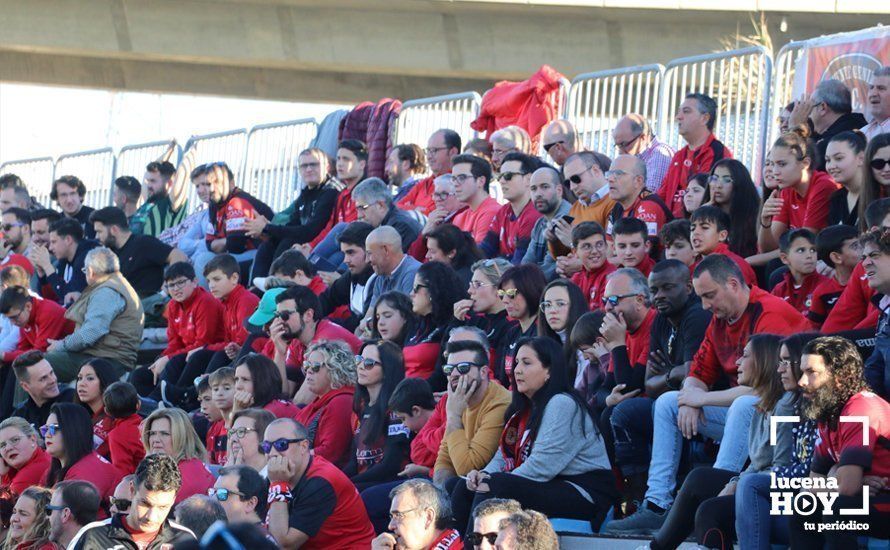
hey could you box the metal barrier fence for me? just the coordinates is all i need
[565,64,664,156]
[243,119,318,212]
[54,148,116,207]
[394,92,482,148]
[659,46,773,178]
[115,140,182,184]
[769,40,807,151]
[0,157,55,207]
[182,129,248,213]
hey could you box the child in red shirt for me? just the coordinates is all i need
[569,222,616,311]
[808,225,861,328]
[612,218,654,276]
[102,381,146,476]
[268,250,328,296]
[771,229,829,317]
[690,206,758,287]
[205,367,235,465]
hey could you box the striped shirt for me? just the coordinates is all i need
[638,137,675,194]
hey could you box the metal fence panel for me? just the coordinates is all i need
[565,65,664,156]
[394,92,481,148]
[769,41,807,152]
[182,130,248,213]
[243,119,318,212]
[0,157,56,207]
[115,140,182,183]
[659,46,773,178]
[55,148,116,208]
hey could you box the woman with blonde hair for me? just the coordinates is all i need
[294,340,358,469]
[3,487,54,550]
[141,408,214,504]
[0,419,50,497]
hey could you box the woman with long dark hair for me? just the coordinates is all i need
[451,337,618,532]
[73,359,118,460]
[41,403,121,508]
[858,132,890,231]
[369,291,416,346]
[537,279,589,346]
[424,224,485,287]
[494,264,546,386]
[347,341,409,490]
[707,159,761,257]
[681,173,710,218]
[231,354,299,420]
[825,131,867,228]
[404,262,466,379]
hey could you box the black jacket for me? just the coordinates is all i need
[814,112,867,171]
[264,182,340,244]
[70,514,195,550]
[319,265,374,332]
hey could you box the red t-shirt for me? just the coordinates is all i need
[2,296,74,363]
[689,287,810,387]
[175,458,215,504]
[822,262,880,332]
[403,342,440,379]
[264,399,300,420]
[452,197,501,242]
[107,414,145,476]
[572,262,617,311]
[692,243,758,288]
[772,171,838,231]
[806,276,845,328]
[771,270,830,317]
[206,420,228,465]
[294,386,355,469]
[206,285,258,351]
[397,174,437,215]
[624,255,655,277]
[614,193,670,237]
[163,286,225,357]
[60,452,122,505]
[485,201,542,258]
[0,446,51,495]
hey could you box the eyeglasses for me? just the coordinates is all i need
[355,356,382,370]
[426,146,449,155]
[164,279,191,292]
[302,361,325,375]
[543,140,565,153]
[499,171,526,182]
[355,203,375,211]
[442,361,484,376]
[260,437,305,454]
[469,280,492,289]
[39,424,60,438]
[274,309,297,322]
[453,174,475,184]
[412,283,428,294]
[45,504,67,514]
[389,507,421,522]
[432,191,455,200]
[0,222,24,232]
[615,133,642,151]
[708,174,734,185]
[539,300,569,312]
[778,358,792,369]
[604,169,628,180]
[564,166,595,187]
[497,288,519,299]
[871,158,890,171]
[229,427,257,439]
[108,497,131,512]
[602,293,641,307]
[208,488,245,502]
[468,532,499,546]
[0,435,23,451]
[298,162,320,170]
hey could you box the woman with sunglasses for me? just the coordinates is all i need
[347,341,408,490]
[405,262,466,379]
[226,408,276,476]
[824,131,867,228]
[3,487,54,550]
[422,224,485,287]
[493,264,546,387]
[0,418,50,498]
[369,291,415,346]
[42,403,121,511]
[293,341,357,469]
[232,354,299,420]
[707,159,761,258]
[73,358,118,461]
[857,132,890,231]
[140,408,214,504]
[451,337,618,532]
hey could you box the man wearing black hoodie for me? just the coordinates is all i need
[319,221,375,332]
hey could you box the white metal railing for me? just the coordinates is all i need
[0,157,55,207]
[54,148,116,208]
[243,119,318,212]
[395,92,482,148]
[181,130,248,213]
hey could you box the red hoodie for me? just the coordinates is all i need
[206,285,258,351]
[295,386,356,468]
[572,262,617,311]
[163,286,225,357]
[2,297,74,363]
[397,174,437,215]
[822,262,879,332]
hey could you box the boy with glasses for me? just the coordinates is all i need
[567,222,615,310]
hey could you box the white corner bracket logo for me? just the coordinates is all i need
[768,415,870,516]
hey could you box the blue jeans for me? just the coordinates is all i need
[735,472,789,550]
[192,249,257,287]
[611,396,654,476]
[645,392,758,509]
[309,222,347,271]
[361,479,410,534]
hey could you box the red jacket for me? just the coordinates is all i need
[771,270,830,317]
[822,262,879,332]
[572,263,616,311]
[163,286,225,357]
[107,414,146,476]
[692,243,758,288]
[2,297,74,363]
[658,133,732,218]
[412,397,446,471]
[689,287,810,387]
[397,174,437,216]
[206,285,257,351]
[295,386,356,469]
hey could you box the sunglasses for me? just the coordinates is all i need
[302,361,325,375]
[274,310,297,322]
[871,158,890,171]
[442,361,483,376]
[355,356,382,370]
[260,437,305,454]
[0,223,24,232]
[543,140,564,153]
[499,171,526,182]
[563,166,594,187]
[208,488,245,502]
[45,504,67,514]
[602,293,641,307]
[39,424,60,438]
[468,532,498,546]
[412,283,428,294]
[109,497,131,512]
[497,288,519,299]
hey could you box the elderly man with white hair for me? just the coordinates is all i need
[863,66,890,141]
[44,246,144,382]
[352,177,421,251]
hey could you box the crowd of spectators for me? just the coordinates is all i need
[0,68,888,550]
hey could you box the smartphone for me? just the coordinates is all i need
[561,215,575,224]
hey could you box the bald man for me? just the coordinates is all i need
[612,114,675,194]
[605,154,672,238]
[522,167,572,279]
[365,225,421,308]
[542,120,580,166]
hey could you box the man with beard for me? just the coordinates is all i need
[130,161,188,237]
[790,336,890,547]
[48,480,100,549]
[386,144,427,202]
[318,222,375,332]
[0,207,36,280]
[863,228,890,399]
[521,166,571,280]
[607,260,711,504]
[270,285,361,396]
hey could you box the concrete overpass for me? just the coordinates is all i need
[0,0,887,103]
